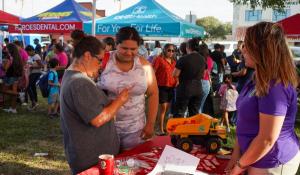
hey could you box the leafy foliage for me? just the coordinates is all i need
[196,16,232,40]
[229,0,300,10]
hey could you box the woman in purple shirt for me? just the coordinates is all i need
[226,22,300,175]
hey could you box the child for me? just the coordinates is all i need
[47,58,60,118]
[218,74,238,132]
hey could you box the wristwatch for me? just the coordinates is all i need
[236,160,248,170]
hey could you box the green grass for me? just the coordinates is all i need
[0,95,70,175]
[1,95,300,174]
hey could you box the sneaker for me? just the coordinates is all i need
[227,127,231,133]
[10,108,17,114]
[27,103,39,111]
[3,108,11,113]
[3,108,17,114]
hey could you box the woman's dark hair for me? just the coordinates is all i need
[214,43,221,50]
[71,29,85,41]
[71,29,85,47]
[179,42,187,56]
[162,43,175,59]
[187,38,200,52]
[116,26,141,45]
[154,41,161,48]
[73,36,105,59]
[4,38,9,43]
[25,45,35,52]
[7,43,23,77]
[224,74,234,89]
[55,43,64,53]
[13,40,23,48]
[103,37,116,50]
[199,44,209,58]
[49,58,59,68]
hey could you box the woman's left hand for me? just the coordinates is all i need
[228,165,245,175]
[140,124,154,140]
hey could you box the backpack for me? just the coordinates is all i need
[38,71,55,98]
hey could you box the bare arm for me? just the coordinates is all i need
[2,59,10,71]
[173,68,181,87]
[90,89,129,127]
[230,113,284,174]
[225,138,241,172]
[231,67,247,77]
[140,57,159,139]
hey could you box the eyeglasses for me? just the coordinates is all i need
[167,49,175,53]
[93,55,103,64]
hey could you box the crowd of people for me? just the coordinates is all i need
[0,21,299,175]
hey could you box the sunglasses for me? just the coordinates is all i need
[167,49,175,53]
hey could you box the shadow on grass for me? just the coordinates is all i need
[0,161,70,175]
[0,101,69,174]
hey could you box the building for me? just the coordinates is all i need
[232,0,300,40]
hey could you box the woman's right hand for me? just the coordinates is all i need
[117,88,130,104]
[225,139,241,174]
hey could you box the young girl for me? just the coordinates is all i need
[218,74,238,132]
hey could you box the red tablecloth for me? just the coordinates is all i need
[78,136,229,175]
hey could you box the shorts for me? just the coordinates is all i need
[158,86,174,104]
[3,77,19,86]
[48,93,59,105]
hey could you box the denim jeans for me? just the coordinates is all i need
[199,80,210,113]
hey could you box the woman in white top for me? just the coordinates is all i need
[98,27,158,150]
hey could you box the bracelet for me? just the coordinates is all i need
[236,160,248,170]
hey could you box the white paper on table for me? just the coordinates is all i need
[148,145,200,175]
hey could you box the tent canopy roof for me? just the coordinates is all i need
[0,10,20,24]
[22,0,92,22]
[84,0,204,38]
[277,13,300,36]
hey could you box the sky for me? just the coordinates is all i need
[0,0,233,22]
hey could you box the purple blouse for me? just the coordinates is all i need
[236,80,300,168]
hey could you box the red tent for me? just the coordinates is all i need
[0,10,20,24]
[277,13,300,39]
[9,0,92,34]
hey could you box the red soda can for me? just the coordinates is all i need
[99,154,114,175]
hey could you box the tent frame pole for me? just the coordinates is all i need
[92,0,96,36]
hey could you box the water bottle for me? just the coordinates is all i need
[126,158,140,168]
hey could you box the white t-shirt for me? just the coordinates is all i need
[28,54,42,74]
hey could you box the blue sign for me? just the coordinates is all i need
[84,0,204,38]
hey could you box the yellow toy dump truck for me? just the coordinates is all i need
[166,113,227,153]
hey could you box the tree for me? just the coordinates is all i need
[229,0,300,10]
[196,16,232,40]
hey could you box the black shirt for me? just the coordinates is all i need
[210,50,225,73]
[175,52,206,97]
[35,43,42,56]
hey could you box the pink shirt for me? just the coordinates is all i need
[19,48,28,63]
[56,52,68,67]
[203,56,213,80]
